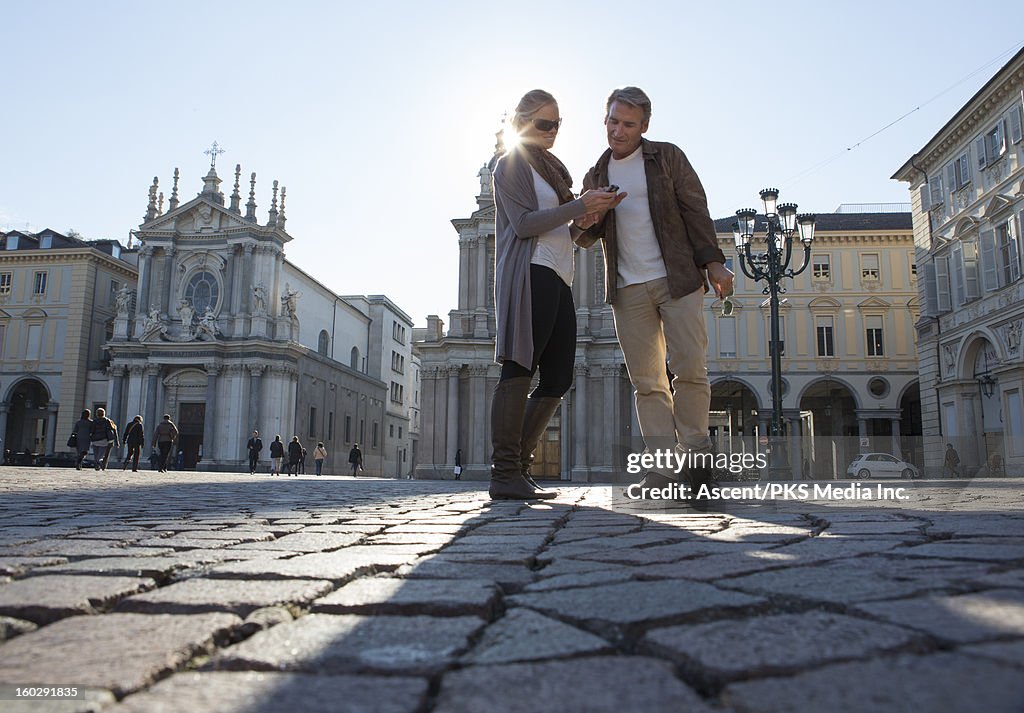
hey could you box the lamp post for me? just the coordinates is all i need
[733,189,816,480]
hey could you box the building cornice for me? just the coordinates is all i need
[894,54,1024,179]
[0,249,138,279]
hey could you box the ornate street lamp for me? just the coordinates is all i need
[733,189,816,480]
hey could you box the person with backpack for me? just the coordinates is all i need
[121,415,145,472]
[269,435,285,476]
[287,436,303,477]
[72,409,93,470]
[151,414,179,473]
[313,442,327,476]
[89,407,119,471]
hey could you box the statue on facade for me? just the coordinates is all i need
[115,285,133,317]
[140,307,167,341]
[252,284,267,315]
[281,283,299,319]
[1007,320,1022,355]
[195,306,220,341]
[178,299,196,337]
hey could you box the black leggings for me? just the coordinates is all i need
[500,264,576,397]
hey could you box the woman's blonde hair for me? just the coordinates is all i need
[512,89,557,133]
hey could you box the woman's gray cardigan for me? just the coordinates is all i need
[492,148,586,368]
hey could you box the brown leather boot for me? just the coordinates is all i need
[519,396,562,491]
[489,377,555,500]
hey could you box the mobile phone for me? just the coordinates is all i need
[606,185,620,193]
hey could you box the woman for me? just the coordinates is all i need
[89,407,119,471]
[269,435,285,476]
[73,409,93,470]
[287,436,303,477]
[313,442,327,476]
[489,89,621,500]
[121,415,145,472]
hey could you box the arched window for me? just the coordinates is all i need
[185,271,220,315]
[318,330,330,357]
[350,346,360,370]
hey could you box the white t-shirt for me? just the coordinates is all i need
[529,167,575,287]
[608,145,666,287]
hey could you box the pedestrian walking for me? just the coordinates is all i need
[489,89,620,500]
[151,414,179,473]
[299,447,307,475]
[348,443,363,476]
[89,407,119,471]
[72,409,93,470]
[454,448,463,480]
[246,430,264,475]
[148,448,160,471]
[313,442,327,476]
[287,436,303,477]
[580,86,732,499]
[121,415,145,472]
[269,435,284,476]
[943,443,961,478]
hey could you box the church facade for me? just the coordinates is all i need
[105,160,412,474]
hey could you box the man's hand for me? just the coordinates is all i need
[706,261,735,299]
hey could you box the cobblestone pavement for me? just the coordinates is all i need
[0,467,1022,712]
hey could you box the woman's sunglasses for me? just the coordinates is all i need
[532,118,562,132]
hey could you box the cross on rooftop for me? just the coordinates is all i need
[204,141,226,169]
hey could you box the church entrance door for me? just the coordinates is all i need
[179,402,205,469]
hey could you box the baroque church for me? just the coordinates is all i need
[105,154,410,474]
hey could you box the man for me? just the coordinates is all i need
[579,86,733,498]
[246,430,263,475]
[151,414,179,473]
[348,443,363,476]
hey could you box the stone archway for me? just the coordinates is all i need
[163,369,208,469]
[798,377,858,480]
[4,378,51,460]
[710,379,762,462]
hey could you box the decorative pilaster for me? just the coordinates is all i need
[45,403,59,455]
[108,366,126,427]
[248,365,264,435]
[161,247,176,317]
[203,364,220,463]
[0,404,8,453]
[468,364,489,466]
[446,364,460,464]
[144,365,161,436]
[573,364,589,479]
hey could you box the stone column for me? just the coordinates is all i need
[108,366,125,427]
[204,364,220,463]
[46,403,58,454]
[603,364,620,469]
[446,364,460,464]
[161,247,176,317]
[469,365,488,467]
[890,417,902,460]
[248,365,264,434]
[0,403,8,453]
[144,365,160,436]
[458,238,470,312]
[573,364,589,480]
[135,246,154,334]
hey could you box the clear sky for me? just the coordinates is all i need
[3,1,1021,326]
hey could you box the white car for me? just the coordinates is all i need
[847,453,920,480]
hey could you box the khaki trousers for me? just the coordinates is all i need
[612,279,712,453]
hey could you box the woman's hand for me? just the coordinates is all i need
[574,212,601,230]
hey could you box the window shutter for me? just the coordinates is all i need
[935,255,951,312]
[980,228,998,291]
[963,240,979,300]
[945,162,957,193]
[923,262,938,315]
[958,153,971,187]
[1011,105,1023,144]
[976,136,988,168]
[950,243,965,306]
[929,174,944,206]
[918,184,930,212]
[1009,219,1021,283]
